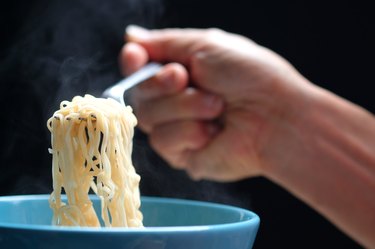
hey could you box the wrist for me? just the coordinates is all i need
[256,74,322,178]
[260,82,375,248]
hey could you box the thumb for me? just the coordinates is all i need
[126,26,236,95]
[125,25,207,66]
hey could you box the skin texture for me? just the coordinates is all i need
[119,26,375,248]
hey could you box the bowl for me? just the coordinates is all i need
[0,195,260,249]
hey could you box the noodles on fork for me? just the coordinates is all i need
[47,94,142,228]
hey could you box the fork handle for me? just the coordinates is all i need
[102,62,163,103]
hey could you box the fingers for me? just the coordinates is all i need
[124,26,256,96]
[149,120,220,169]
[119,42,149,75]
[131,63,189,102]
[121,26,257,182]
[126,25,214,64]
[185,131,238,181]
[149,120,255,182]
[119,42,190,99]
[136,88,224,132]
[186,130,259,182]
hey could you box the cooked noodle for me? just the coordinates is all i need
[47,94,142,227]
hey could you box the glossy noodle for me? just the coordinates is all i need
[47,94,142,227]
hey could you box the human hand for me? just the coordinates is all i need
[119,26,316,181]
[119,26,375,249]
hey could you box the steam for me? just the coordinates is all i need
[0,0,163,195]
[0,0,253,210]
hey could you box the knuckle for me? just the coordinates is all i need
[181,88,202,110]
[204,28,225,42]
[148,131,162,151]
[186,164,204,181]
[137,122,151,133]
[148,130,184,168]
[184,122,209,148]
[206,27,224,35]
[182,90,221,118]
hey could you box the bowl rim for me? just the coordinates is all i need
[0,194,260,233]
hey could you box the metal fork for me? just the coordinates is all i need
[102,62,163,105]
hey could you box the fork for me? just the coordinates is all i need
[102,62,163,105]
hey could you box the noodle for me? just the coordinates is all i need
[47,94,143,228]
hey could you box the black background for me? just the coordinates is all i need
[1,0,373,248]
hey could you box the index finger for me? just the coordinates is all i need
[119,42,149,76]
[131,62,189,102]
[125,26,211,65]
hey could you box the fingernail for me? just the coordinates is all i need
[126,25,151,40]
[204,94,223,110]
[158,69,175,87]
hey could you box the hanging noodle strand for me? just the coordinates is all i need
[47,94,143,228]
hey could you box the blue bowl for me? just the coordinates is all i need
[0,195,260,249]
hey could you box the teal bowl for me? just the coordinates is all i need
[0,195,260,249]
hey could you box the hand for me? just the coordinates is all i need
[119,26,375,248]
[119,26,315,181]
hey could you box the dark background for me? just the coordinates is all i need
[1,0,373,248]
